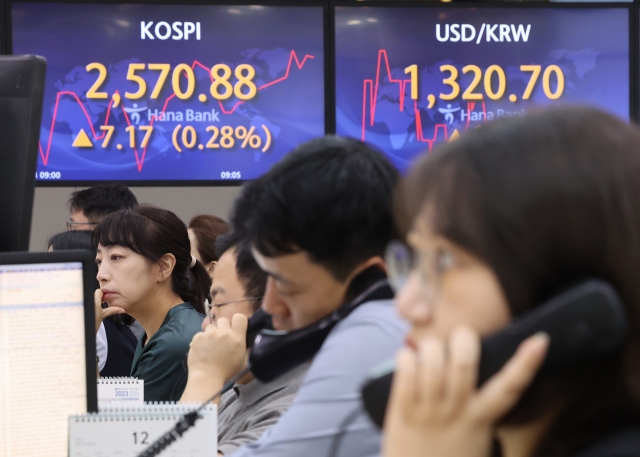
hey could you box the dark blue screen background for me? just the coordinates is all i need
[13,3,325,181]
[335,7,629,173]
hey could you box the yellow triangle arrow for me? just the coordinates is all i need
[448,129,461,142]
[72,129,93,148]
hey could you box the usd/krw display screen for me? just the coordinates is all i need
[12,3,325,182]
[335,6,629,173]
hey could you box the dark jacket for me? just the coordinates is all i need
[576,426,640,457]
[100,316,137,377]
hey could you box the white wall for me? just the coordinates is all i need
[29,186,242,251]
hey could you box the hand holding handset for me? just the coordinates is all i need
[202,299,273,348]
[361,280,628,429]
[182,307,273,364]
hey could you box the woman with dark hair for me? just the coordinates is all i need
[48,230,138,378]
[188,214,229,276]
[93,205,211,401]
[383,106,640,457]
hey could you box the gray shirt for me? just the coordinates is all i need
[229,298,408,457]
[218,363,309,455]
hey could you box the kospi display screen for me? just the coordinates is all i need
[12,3,325,182]
[335,6,630,173]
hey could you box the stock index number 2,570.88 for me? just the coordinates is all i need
[85,62,258,102]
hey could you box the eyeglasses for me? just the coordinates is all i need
[385,240,456,302]
[212,297,263,309]
[205,296,263,323]
[66,221,99,231]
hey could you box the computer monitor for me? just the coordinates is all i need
[11,2,326,184]
[0,55,46,251]
[334,4,631,173]
[0,250,97,457]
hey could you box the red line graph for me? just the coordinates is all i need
[39,50,314,171]
[362,49,486,151]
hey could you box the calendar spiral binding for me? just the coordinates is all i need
[74,403,216,419]
[97,377,142,385]
[70,404,217,424]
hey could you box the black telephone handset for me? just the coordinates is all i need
[360,280,628,429]
[246,308,273,348]
[249,267,394,383]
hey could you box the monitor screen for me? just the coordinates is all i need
[0,55,46,252]
[0,261,87,457]
[335,6,630,173]
[12,3,325,182]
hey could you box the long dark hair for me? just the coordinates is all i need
[92,205,210,314]
[397,106,640,456]
[188,214,229,264]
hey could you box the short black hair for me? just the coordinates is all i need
[215,232,240,260]
[215,232,266,312]
[231,135,400,280]
[48,230,93,251]
[69,183,138,221]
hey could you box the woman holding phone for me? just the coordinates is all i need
[384,107,640,457]
[93,205,210,401]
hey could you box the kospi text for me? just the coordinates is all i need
[140,21,201,40]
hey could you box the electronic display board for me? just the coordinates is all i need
[335,6,630,173]
[12,3,325,182]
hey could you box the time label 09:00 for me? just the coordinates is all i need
[36,171,62,179]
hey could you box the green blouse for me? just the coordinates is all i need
[131,302,204,402]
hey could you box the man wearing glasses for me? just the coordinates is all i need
[181,232,308,456]
[67,183,138,230]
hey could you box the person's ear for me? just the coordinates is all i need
[348,256,386,281]
[339,256,387,291]
[157,253,177,282]
[206,261,217,276]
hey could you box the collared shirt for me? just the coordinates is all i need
[131,302,204,402]
[229,298,408,457]
[217,363,309,455]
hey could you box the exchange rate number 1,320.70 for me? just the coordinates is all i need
[403,64,564,103]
